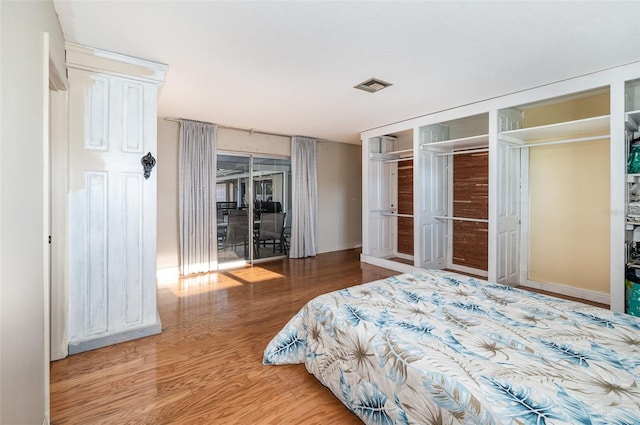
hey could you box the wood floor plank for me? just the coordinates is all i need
[50,249,399,424]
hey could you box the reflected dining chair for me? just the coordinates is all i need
[254,212,286,259]
[223,209,249,257]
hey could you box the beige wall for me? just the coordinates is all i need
[525,92,610,293]
[157,119,180,270]
[156,119,362,270]
[317,141,363,253]
[0,0,66,422]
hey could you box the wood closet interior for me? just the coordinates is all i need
[396,159,413,256]
[452,152,488,271]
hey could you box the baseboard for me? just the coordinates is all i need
[360,254,419,274]
[519,279,610,306]
[447,264,488,278]
[68,315,162,355]
[394,252,414,262]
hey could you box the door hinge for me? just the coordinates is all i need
[48,235,52,244]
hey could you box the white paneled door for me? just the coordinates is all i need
[67,68,160,353]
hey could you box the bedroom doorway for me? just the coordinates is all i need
[216,153,291,266]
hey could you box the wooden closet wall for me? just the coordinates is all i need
[452,152,488,271]
[397,159,413,255]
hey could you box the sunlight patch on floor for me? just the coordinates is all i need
[157,264,285,298]
[224,266,284,284]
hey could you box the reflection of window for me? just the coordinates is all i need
[216,183,227,202]
[216,182,236,202]
[254,179,273,201]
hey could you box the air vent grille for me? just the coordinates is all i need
[354,78,392,93]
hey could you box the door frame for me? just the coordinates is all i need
[216,151,291,266]
[48,41,69,362]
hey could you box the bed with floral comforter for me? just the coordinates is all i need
[263,269,640,424]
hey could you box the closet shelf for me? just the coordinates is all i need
[385,148,413,156]
[420,134,489,152]
[499,115,610,144]
[627,110,640,130]
[370,152,413,162]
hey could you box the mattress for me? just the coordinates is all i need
[263,269,640,424]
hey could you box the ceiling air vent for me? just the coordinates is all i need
[354,78,392,93]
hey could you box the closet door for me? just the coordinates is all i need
[420,150,447,268]
[68,69,159,352]
[496,141,521,284]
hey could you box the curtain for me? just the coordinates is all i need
[290,136,318,258]
[178,119,217,275]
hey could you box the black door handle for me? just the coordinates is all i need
[141,152,156,179]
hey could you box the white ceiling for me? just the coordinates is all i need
[52,1,640,144]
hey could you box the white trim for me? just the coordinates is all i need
[433,148,489,157]
[519,279,610,306]
[361,62,640,140]
[65,42,167,84]
[393,252,414,262]
[49,89,69,361]
[447,264,489,278]
[506,135,609,149]
[68,319,161,354]
[611,80,627,313]
[360,254,419,274]
[42,32,51,423]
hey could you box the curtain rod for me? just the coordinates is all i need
[163,116,332,143]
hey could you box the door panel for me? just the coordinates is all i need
[420,151,447,268]
[68,69,158,347]
[496,142,521,284]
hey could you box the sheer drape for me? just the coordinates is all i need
[178,119,217,275]
[290,136,318,258]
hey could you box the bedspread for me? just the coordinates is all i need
[264,270,640,424]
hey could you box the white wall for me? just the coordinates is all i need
[0,1,66,423]
[156,119,363,270]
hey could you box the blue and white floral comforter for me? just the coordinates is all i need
[263,270,640,424]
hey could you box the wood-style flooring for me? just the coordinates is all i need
[50,249,609,424]
[50,249,399,424]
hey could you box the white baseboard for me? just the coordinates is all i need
[394,252,414,262]
[447,264,488,278]
[360,254,419,274]
[68,313,162,355]
[519,279,610,306]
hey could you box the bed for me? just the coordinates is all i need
[263,269,640,424]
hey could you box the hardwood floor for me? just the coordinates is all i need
[50,249,399,424]
[50,250,610,424]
